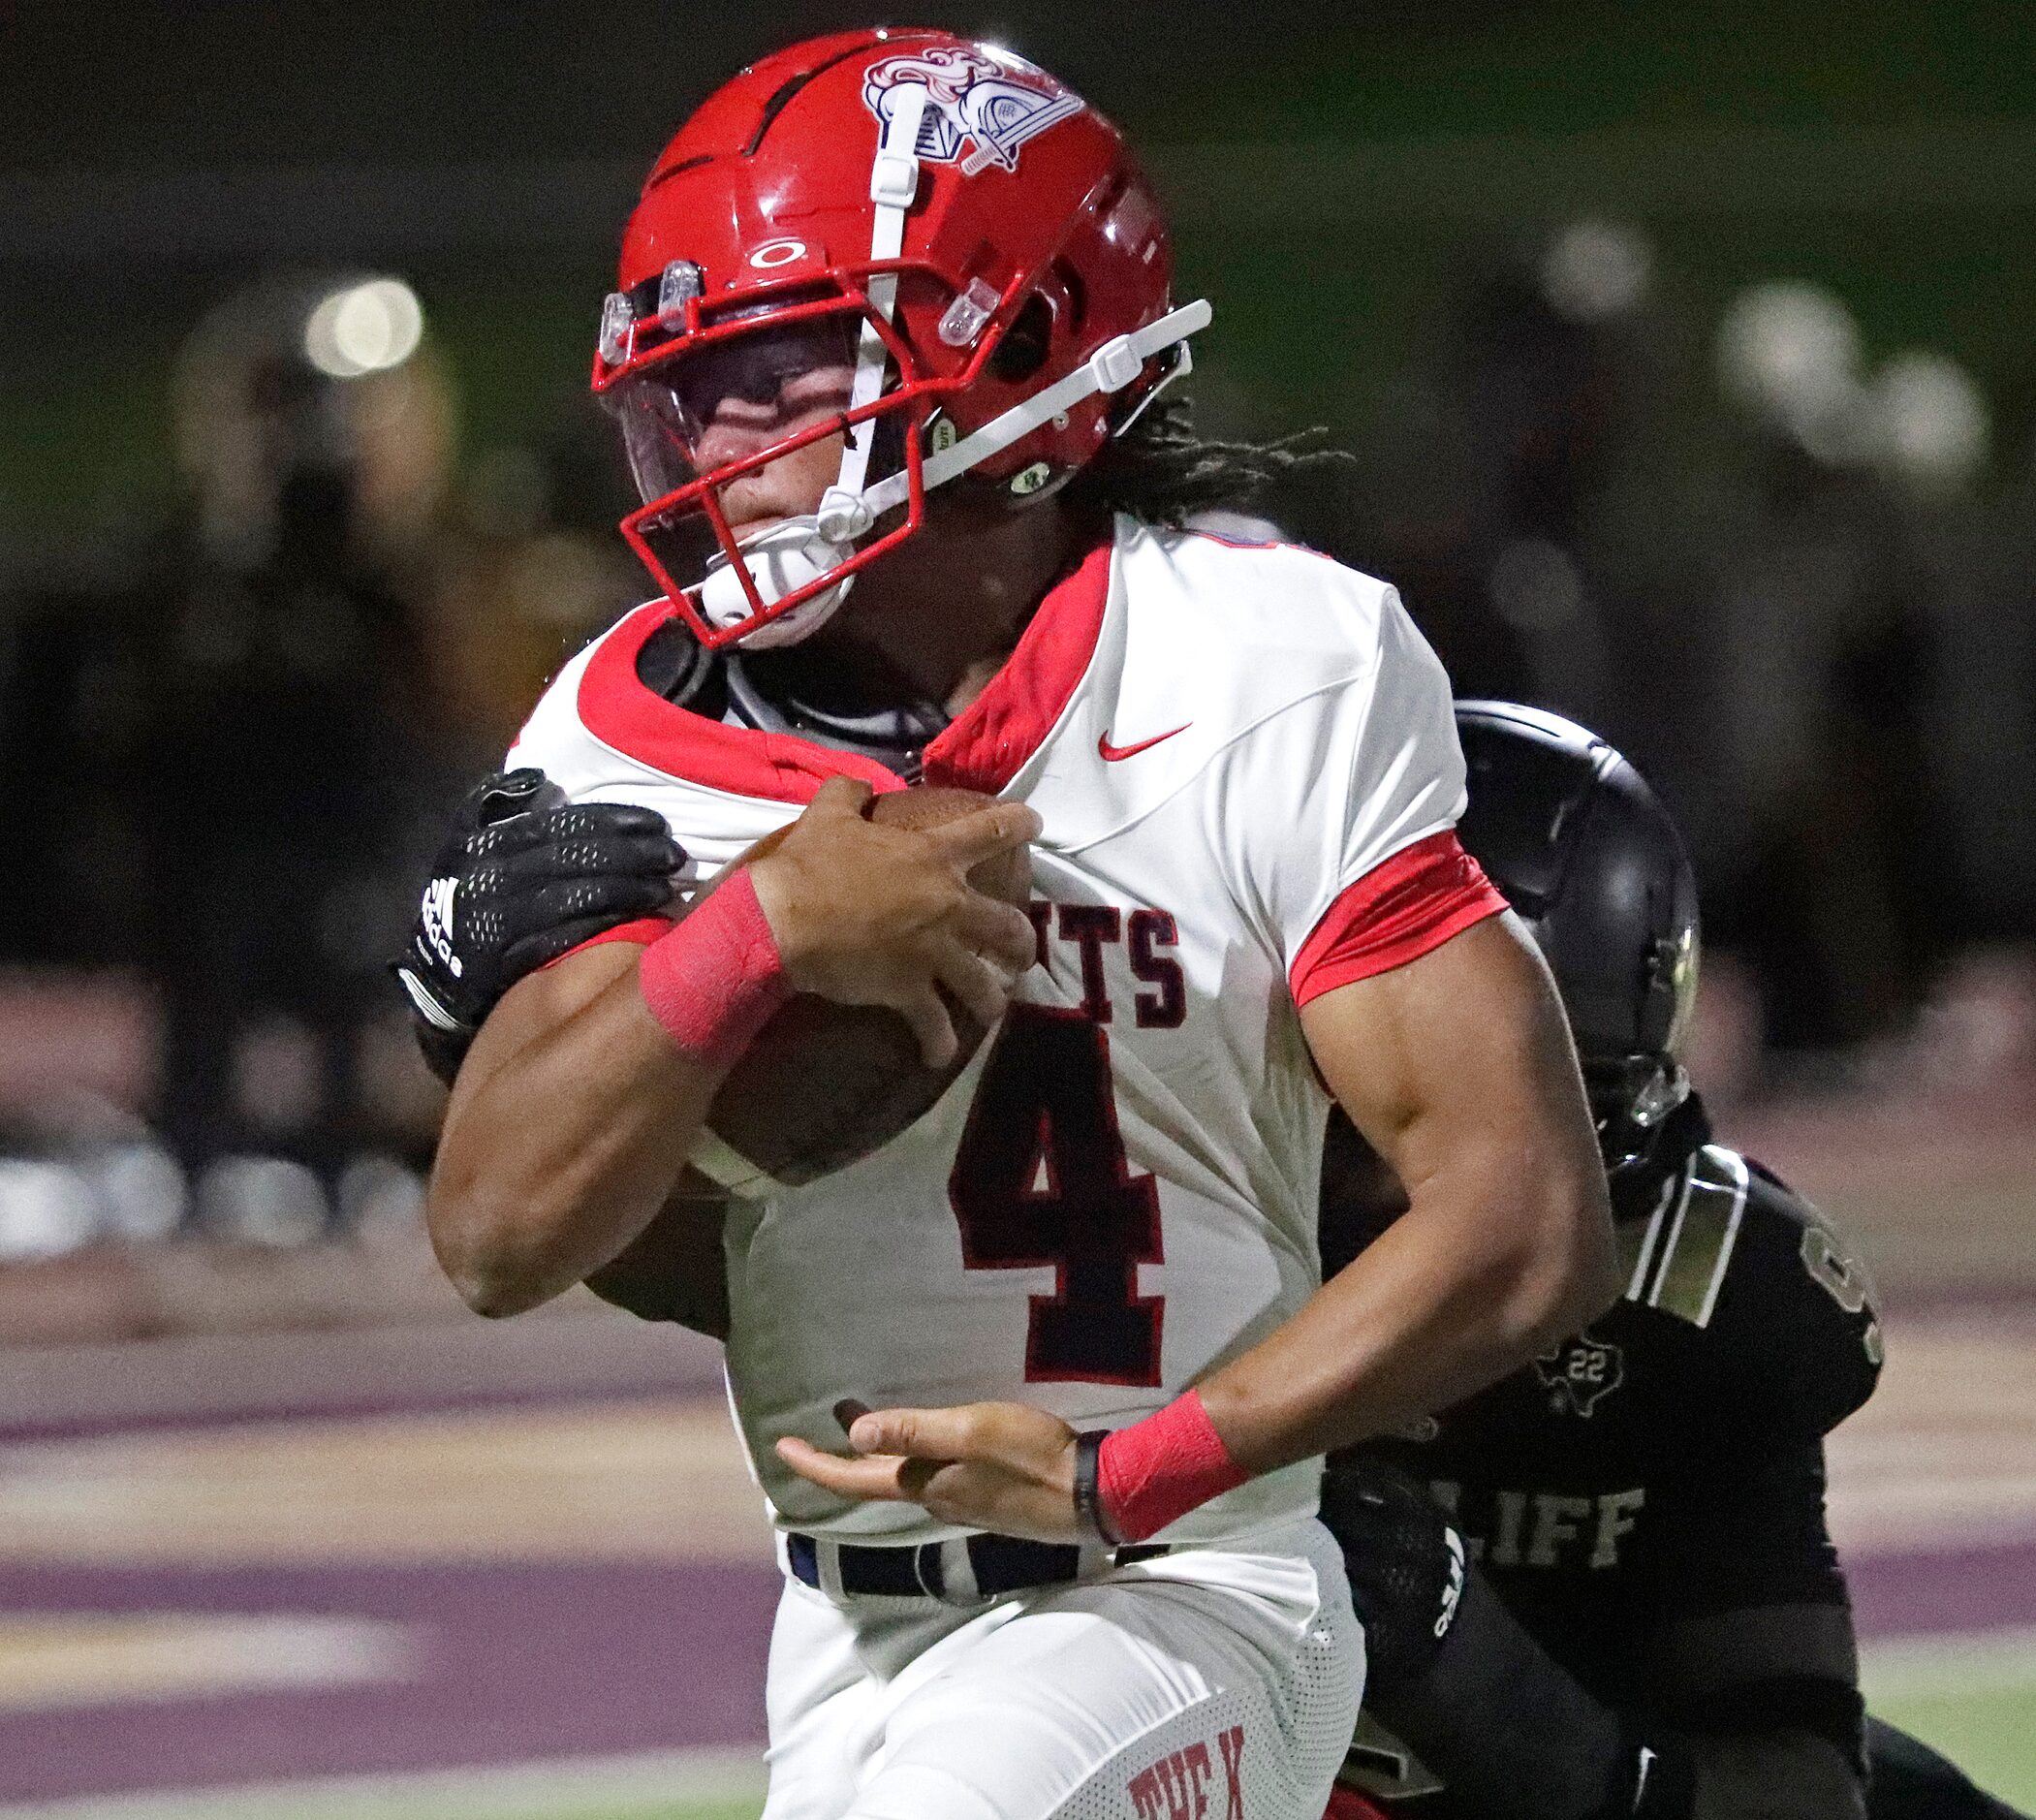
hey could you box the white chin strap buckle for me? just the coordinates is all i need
[813,486,875,545]
[697,518,857,649]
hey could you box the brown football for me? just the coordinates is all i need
[696,785,1033,1192]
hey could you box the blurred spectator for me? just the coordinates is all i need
[2,275,456,1212]
[1267,239,2029,1078]
[145,274,457,1196]
[421,415,643,754]
[1695,285,1987,1053]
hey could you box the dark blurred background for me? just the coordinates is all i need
[1,0,2032,1302]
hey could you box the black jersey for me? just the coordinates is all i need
[1324,1096,1883,1739]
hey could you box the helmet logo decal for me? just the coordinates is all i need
[747,238,809,269]
[864,47,1082,176]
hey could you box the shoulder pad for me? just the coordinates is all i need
[503,604,895,875]
[1621,1143,1750,1329]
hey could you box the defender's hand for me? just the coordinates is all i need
[1320,1456,1466,1699]
[394,768,686,1082]
[747,777,1041,1068]
[777,1401,1082,1544]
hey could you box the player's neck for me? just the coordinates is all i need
[812,499,1105,716]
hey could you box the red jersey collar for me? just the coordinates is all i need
[922,533,1114,795]
[577,603,905,804]
[577,531,1114,803]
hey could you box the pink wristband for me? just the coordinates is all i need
[1096,1389,1248,1544]
[637,868,789,1066]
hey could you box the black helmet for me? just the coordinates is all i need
[1454,701,1700,1173]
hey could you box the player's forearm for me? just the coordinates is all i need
[430,863,795,1317]
[1202,1133,1615,1470]
[427,960,728,1317]
[1223,915,1617,1471]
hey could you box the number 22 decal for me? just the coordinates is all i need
[948,1003,1164,1384]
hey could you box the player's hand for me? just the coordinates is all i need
[393,768,686,1083]
[747,777,1042,1069]
[776,1400,1083,1544]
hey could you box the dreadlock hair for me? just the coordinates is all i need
[1061,395,1353,527]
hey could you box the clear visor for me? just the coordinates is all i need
[606,310,861,508]
[605,291,954,646]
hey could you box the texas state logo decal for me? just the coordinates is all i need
[1533,1330,1626,1417]
[864,47,1084,175]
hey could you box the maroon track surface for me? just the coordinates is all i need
[4,1298,2031,1806]
[0,1559,777,1803]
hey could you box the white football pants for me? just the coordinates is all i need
[757,1517,1363,1820]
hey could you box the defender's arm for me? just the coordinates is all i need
[393,769,685,1085]
[1640,1444,1868,1817]
[1325,1455,1864,1820]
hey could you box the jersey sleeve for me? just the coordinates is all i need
[1216,584,1505,1002]
[494,623,684,970]
[1701,1161,1885,1451]
[1288,830,1507,1007]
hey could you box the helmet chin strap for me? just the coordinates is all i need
[857,298,1212,521]
[698,85,927,650]
[699,79,1212,650]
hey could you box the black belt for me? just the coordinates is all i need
[786,1530,1169,1602]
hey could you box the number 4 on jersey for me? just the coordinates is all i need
[949,1004,1164,1384]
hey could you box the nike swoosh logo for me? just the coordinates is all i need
[1098,723,1191,763]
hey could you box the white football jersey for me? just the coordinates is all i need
[510,515,1499,1545]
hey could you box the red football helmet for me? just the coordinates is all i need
[593,28,1209,649]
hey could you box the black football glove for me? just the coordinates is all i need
[1321,1454,1470,1698]
[393,768,685,1083]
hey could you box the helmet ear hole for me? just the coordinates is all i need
[989,294,1054,382]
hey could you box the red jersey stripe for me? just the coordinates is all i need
[1288,829,1507,1007]
[922,536,1113,795]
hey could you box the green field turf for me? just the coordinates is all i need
[13,1669,2030,1819]
[382,1696,2036,1820]
[1862,1625,2036,1811]
[1870,1686,2036,1810]
[432,1687,2036,1820]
